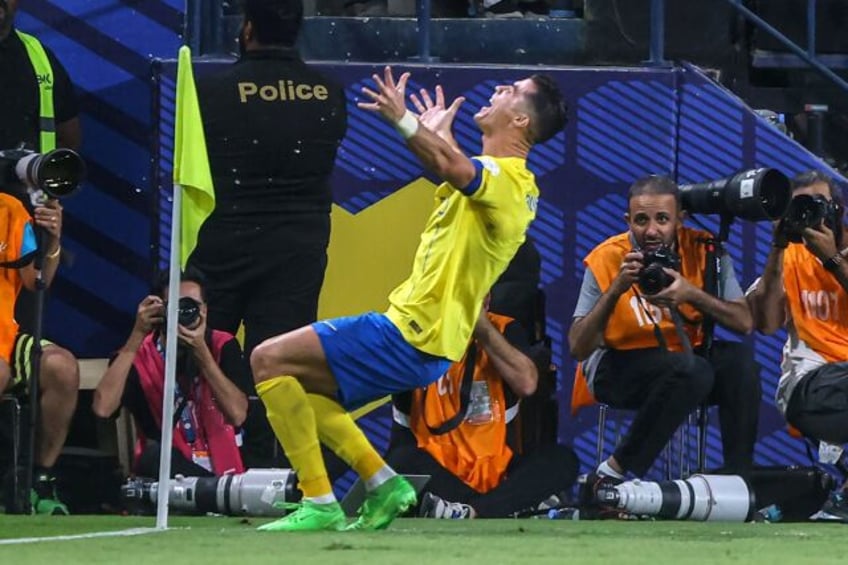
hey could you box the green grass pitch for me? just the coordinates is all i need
[0,516,846,564]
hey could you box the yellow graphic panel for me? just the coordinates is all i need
[318,177,437,319]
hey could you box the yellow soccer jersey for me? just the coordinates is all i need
[386,156,539,361]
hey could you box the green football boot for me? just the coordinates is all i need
[257,500,346,532]
[346,475,417,531]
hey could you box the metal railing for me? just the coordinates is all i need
[648,0,848,95]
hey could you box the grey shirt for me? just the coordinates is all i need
[573,248,744,389]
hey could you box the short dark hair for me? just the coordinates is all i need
[242,0,303,46]
[154,266,208,302]
[525,74,568,144]
[627,175,680,207]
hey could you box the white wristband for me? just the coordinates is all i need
[394,110,419,139]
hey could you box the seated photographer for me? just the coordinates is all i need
[748,170,848,520]
[568,175,760,483]
[386,304,578,519]
[93,269,250,479]
[0,192,79,515]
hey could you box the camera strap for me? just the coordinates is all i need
[423,342,477,435]
[632,288,695,363]
[154,336,196,439]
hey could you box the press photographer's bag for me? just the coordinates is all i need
[748,466,835,521]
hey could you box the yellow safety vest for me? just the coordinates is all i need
[16,30,56,152]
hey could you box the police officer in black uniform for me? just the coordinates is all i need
[187,0,347,468]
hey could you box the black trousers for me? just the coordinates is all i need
[592,341,760,477]
[385,430,579,518]
[786,361,848,445]
[187,216,330,357]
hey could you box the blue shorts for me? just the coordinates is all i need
[312,312,452,411]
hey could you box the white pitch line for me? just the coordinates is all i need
[0,526,164,545]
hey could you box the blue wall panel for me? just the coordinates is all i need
[153,61,847,480]
[18,1,183,357]
[19,2,848,482]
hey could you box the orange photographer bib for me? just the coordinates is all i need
[0,194,30,363]
[783,244,848,362]
[408,313,514,494]
[583,227,710,351]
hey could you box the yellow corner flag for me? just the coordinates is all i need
[173,45,215,268]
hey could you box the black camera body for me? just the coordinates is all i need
[781,194,842,243]
[638,245,680,295]
[165,296,202,329]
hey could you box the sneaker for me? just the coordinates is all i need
[418,492,473,519]
[31,474,69,516]
[257,500,346,532]
[814,491,848,523]
[346,475,417,531]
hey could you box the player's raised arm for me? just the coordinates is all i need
[358,66,477,191]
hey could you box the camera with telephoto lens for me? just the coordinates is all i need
[121,468,299,516]
[780,194,841,243]
[637,245,680,295]
[164,296,202,329]
[679,168,791,222]
[594,474,755,522]
[0,146,86,206]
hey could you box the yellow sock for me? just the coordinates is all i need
[308,393,387,481]
[256,376,333,499]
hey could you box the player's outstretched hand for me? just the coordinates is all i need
[410,85,465,137]
[357,66,411,124]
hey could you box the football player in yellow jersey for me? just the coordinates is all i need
[249,66,566,532]
[749,170,848,521]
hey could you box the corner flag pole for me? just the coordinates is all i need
[157,44,215,529]
[155,186,182,530]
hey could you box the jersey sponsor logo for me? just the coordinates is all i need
[408,319,423,334]
[526,194,538,212]
[238,80,329,103]
[36,73,52,86]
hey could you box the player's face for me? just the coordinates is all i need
[474,78,535,133]
[626,193,681,251]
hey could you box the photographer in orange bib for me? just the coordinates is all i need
[569,175,760,491]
